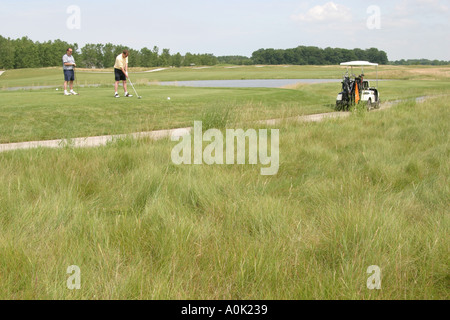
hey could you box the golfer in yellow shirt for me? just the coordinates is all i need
[114,50,132,98]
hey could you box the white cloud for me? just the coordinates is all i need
[291,2,352,23]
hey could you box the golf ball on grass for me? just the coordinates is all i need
[167,97,171,100]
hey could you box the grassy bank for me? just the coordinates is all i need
[0,96,448,299]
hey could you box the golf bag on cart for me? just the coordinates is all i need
[335,74,363,111]
[336,76,353,111]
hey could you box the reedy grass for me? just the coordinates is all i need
[0,96,448,299]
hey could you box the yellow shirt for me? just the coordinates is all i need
[114,54,128,70]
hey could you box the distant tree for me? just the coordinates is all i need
[366,48,388,64]
[389,58,449,65]
[13,36,40,69]
[183,52,195,66]
[218,55,253,65]
[37,39,73,67]
[353,48,367,61]
[305,46,325,65]
[0,36,15,69]
[160,48,171,67]
[198,53,218,66]
[102,43,116,68]
[324,47,340,65]
[139,47,153,67]
[172,52,182,67]
[292,47,306,65]
[265,49,279,64]
[127,48,141,67]
[340,49,357,63]
[250,46,390,65]
[251,49,266,64]
[152,46,160,66]
[80,43,103,68]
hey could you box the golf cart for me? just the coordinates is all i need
[335,61,380,111]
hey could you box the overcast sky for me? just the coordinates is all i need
[1,0,449,61]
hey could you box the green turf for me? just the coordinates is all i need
[0,85,338,143]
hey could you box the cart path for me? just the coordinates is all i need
[0,96,433,153]
[0,128,192,153]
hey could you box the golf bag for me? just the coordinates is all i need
[336,74,363,111]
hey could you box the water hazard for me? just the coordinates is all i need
[156,79,341,88]
[3,79,344,91]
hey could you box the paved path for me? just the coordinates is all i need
[143,68,168,73]
[0,110,351,153]
[257,111,350,126]
[0,128,191,153]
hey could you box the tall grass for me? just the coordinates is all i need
[0,96,448,299]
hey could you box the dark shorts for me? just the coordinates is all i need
[115,68,127,81]
[64,70,75,81]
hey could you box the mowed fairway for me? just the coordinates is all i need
[0,85,336,144]
[0,65,449,299]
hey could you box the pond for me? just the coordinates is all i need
[155,79,342,88]
[3,79,344,91]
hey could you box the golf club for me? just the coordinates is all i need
[127,75,142,99]
[74,67,80,95]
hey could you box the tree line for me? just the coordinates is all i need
[0,36,74,69]
[389,59,450,66]
[3,35,446,70]
[0,36,217,69]
[251,46,389,65]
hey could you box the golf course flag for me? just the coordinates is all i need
[355,82,360,104]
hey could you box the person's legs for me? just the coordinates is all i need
[63,70,72,95]
[122,81,128,93]
[114,69,123,97]
[68,70,78,94]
